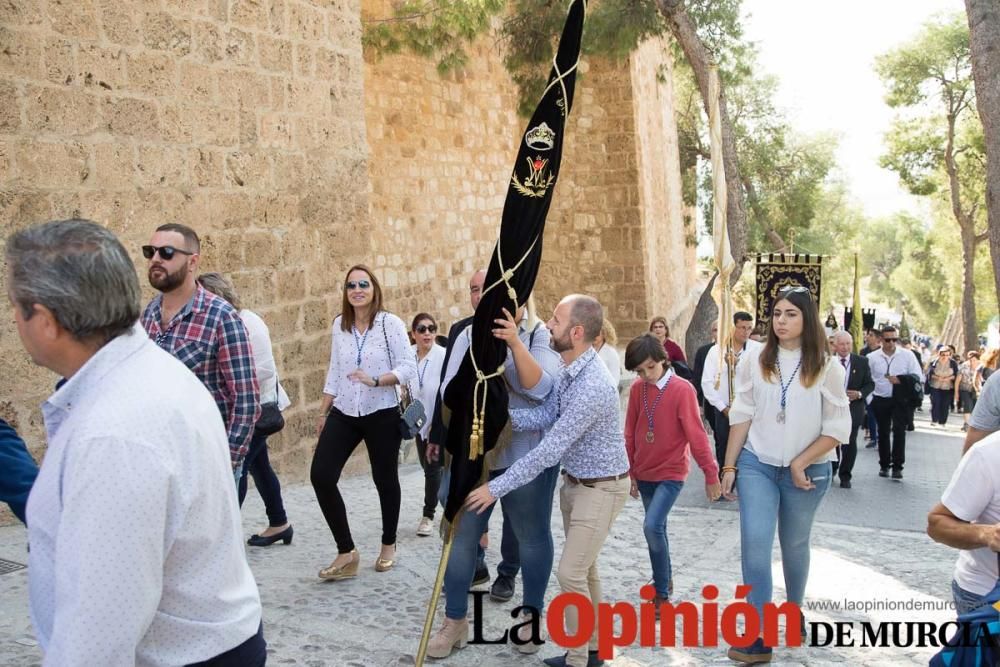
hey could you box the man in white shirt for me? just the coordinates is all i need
[701,311,762,473]
[927,431,1000,614]
[866,325,923,481]
[7,219,263,667]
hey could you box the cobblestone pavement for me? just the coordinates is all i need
[0,407,974,666]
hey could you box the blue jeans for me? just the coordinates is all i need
[736,448,831,617]
[952,579,990,615]
[637,480,684,598]
[443,465,559,620]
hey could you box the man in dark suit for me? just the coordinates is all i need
[832,332,875,488]
[692,321,719,430]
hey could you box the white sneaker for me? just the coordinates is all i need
[417,516,434,537]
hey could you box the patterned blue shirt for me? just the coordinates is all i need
[488,347,630,498]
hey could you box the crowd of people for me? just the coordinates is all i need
[1,218,999,667]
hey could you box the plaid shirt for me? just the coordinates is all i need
[141,285,260,468]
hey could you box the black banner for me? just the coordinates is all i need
[755,254,823,324]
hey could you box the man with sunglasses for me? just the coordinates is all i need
[7,220,264,666]
[867,325,923,480]
[140,223,260,476]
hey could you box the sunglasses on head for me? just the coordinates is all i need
[345,280,371,290]
[142,245,194,261]
[415,324,437,334]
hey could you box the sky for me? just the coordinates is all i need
[741,0,965,219]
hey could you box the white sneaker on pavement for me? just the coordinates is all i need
[417,516,434,537]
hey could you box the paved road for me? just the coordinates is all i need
[0,406,973,666]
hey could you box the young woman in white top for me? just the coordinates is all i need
[406,312,446,537]
[312,265,416,580]
[720,286,851,664]
[197,273,293,547]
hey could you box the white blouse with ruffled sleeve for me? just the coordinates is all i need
[728,345,851,467]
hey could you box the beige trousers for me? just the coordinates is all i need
[556,476,630,667]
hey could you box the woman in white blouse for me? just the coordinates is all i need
[197,273,293,547]
[720,286,850,664]
[406,313,446,537]
[312,265,416,581]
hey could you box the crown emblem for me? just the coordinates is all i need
[525,123,556,151]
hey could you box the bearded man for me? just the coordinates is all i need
[140,223,260,476]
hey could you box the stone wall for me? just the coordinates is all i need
[0,1,700,525]
[0,0,370,498]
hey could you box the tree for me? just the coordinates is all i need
[965,0,1000,318]
[876,13,987,352]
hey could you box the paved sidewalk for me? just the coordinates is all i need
[0,410,972,666]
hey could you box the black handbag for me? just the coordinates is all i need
[382,315,425,439]
[256,403,284,436]
[254,374,285,437]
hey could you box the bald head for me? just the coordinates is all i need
[563,294,603,343]
[469,269,487,310]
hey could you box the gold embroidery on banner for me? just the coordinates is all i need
[511,156,556,198]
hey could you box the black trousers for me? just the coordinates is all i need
[836,404,864,482]
[713,409,730,473]
[415,434,442,519]
[311,406,401,552]
[929,388,952,425]
[872,396,908,472]
[186,623,265,666]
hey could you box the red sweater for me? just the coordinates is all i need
[663,338,687,364]
[624,375,718,483]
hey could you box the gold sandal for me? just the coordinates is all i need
[319,549,359,580]
[375,546,396,572]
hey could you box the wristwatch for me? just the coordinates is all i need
[373,375,379,387]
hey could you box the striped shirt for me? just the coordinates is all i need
[142,285,260,468]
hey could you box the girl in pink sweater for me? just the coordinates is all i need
[624,334,721,606]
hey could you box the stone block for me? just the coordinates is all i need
[178,61,217,105]
[223,27,256,67]
[277,269,306,301]
[239,109,257,145]
[163,0,211,16]
[98,0,142,46]
[0,80,20,132]
[259,112,293,149]
[127,52,176,97]
[47,0,101,40]
[271,153,305,189]
[0,189,52,228]
[192,20,223,63]
[143,11,192,56]
[0,1,45,26]
[231,0,268,30]
[103,96,160,139]
[91,142,135,189]
[13,140,90,189]
[285,80,328,115]
[0,28,42,80]
[261,303,300,340]
[258,35,292,73]
[77,43,128,91]
[0,139,12,182]
[159,102,194,143]
[192,106,239,146]
[136,144,188,187]
[25,85,101,135]
[269,0,288,35]
[216,69,270,108]
[294,43,314,78]
[289,2,325,43]
[225,151,272,189]
[42,36,75,85]
[189,147,224,187]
